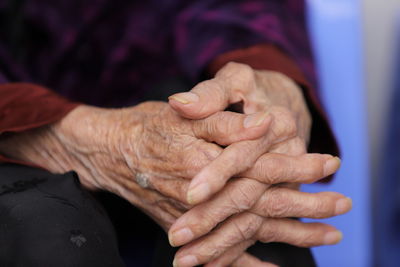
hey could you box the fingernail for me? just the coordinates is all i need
[169,92,199,104]
[187,182,210,205]
[243,112,270,128]
[169,228,194,247]
[173,255,198,267]
[335,197,352,215]
[323,157,341,176]
[324,231,343,245]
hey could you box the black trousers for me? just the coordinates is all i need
[0,163,316,267]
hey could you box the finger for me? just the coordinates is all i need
[187,149,340,205]
[148,176,191,206]
[173,212,263,267]
[169,178,266,247]
[191,110,272,146]
[256,218,343,248]
[143,138,221,180]
[251,187,353,219]
[253,136,306,194]
[169,79,232,119]
[243,153,341,185]
[204,241,254,267]
[266,137,305,192]
[269,136,307,156]
[112,178,179,230]
[169,180,350,247]
[173,213,342,267]
[134,140,221,205]
[186,138,271,205]
[186,106,300,205]
[168,63,255,119]
[232,253,278,267]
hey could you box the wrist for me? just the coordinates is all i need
[0,124,73,174]
[50,104,144,190]
[0,105,126,190]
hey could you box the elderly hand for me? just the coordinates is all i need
[168,62,317,204]
[168,62,351,266]
[0,86,348,267]
[1,100,333,227]
[0,101,276,228]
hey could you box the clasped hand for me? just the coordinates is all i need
[165,62,351,266]
[0,62,352,267]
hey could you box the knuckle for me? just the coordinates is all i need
[228,143,255,169]
[218,62,256,90]
[226,148,252,170]
[269,137,306,155]
[260,156,287,183]
[196,231,245,260]
[203,146,221,162]
[264,71,302,94]
[229,185,255,211]
[212,112,237,143]
[208,79,229,104]
[223,62,252,74]
[184,143,221,175]
[225,150,241,165]
[269,107,297,141]
[236,64,254,79]
[190,211,217,234]
[289,137,307,155]
[197,245,221,260]
[192,79,227,112]
[232,220,252,241]
[231,214,260,240]
[184,154,207,173]
[257,219,278,243]
[203,117,219,138]
[263,188,291,217]
[282,113,297,137]
[186,145,210,164]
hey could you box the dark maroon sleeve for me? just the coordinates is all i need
[0,83,80,164]
[208,44,339,161]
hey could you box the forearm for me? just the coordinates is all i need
[0,106,94,189]
[0,105,140,190]
[0,104,186,230]
[0,124,71,173]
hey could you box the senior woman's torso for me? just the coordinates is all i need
[0,0,312,106]
[0,0,311,107]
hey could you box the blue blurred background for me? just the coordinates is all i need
[302,0,400,266]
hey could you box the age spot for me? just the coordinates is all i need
[135,173,150,188]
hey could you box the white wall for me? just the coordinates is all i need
[304,1,370,266]
[363,0,400,180]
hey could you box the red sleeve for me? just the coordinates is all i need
[207,44,339,159]
[0,83,80,165]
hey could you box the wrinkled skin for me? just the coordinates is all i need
[168,62,351,266]
[0,102,271,228]
[0,63,351,267]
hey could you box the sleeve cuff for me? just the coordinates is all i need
[0,83,79,134]
[0,83,80,166]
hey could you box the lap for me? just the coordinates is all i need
[0,163,124,267]
[0,163,316,267]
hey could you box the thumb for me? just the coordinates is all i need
[168,78,242,119]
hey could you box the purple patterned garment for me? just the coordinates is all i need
[0,0,315,107]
